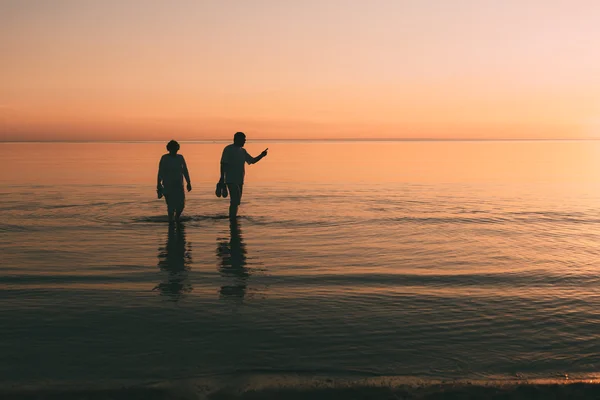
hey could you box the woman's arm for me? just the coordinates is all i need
[181,156,192,191]
[157,156,164,187]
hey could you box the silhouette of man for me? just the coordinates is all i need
[157,140,192,224]
[219,132,267,219]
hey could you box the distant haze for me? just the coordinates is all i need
[2,0,600,141]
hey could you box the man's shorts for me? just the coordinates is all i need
[226,183,243,206]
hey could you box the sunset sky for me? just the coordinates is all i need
[2,0,600,141]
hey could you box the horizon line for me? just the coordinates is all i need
[1,137,599,144]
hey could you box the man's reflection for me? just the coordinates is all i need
[217,219,249,300]
[155,223,192,301]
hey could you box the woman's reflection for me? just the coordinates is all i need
[217,219,249,300]
[154,223,192,301]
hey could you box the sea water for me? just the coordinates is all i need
[2,140,600,395]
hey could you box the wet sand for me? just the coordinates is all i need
[4,377,600,400]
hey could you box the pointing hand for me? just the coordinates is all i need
[260,148,269,157]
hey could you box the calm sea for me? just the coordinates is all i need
[2,140,600,395]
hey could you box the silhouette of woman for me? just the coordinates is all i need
[157,140,192,224]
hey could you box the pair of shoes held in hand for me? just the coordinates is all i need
[215,182,228,198]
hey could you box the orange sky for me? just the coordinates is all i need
[2,0,600,141]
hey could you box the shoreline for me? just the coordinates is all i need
[4,375,600,399]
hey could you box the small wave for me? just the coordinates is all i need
[35,201,116,210]
[387,216,508,225]
[368,213,600,226]
[0,223,33,233]
[0,271,151,285]
[134,213,361,229]
[128,209,600,228]
[267,271,600,289]
[133,214,233,223]
[243,215,362,229]
[507,210,600,224]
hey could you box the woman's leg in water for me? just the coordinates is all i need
[165,195,176,224]
[174,193,185,223]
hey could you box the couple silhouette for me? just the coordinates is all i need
[156,132,268,223]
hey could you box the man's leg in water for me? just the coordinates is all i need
[227,184,242,219]
[229,205,238,219]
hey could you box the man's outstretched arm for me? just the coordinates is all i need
[247,148,268,164]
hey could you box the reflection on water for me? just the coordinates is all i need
[217,219,250,300]
[154,223,192,300]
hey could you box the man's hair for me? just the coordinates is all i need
[234,132,246,141]
[166,140,180,152]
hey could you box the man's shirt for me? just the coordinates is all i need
[221,144,253,184]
